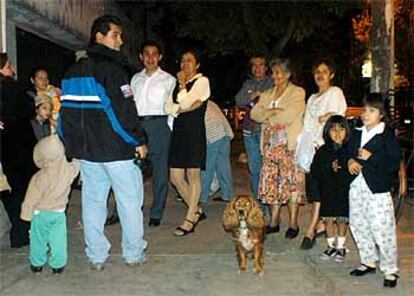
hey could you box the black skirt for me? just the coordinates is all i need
[169,101,207,170]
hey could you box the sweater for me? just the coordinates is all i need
[235,76,273,134]
[310,143,352,217]
[20,135,79,221]
[347,126,401,193]
[250,82,305,151]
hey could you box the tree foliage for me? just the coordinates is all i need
[168,0,362,57]
[351,0,414,86]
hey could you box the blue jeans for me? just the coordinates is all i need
[243,132,262,198]
[80,160,147,264]
[200,137,233,203]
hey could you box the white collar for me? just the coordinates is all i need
[359,122,385,147]
[139,67,161,78]
[187,73,202,82]
[358,121,385,134]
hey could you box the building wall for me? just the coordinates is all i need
[1,0,5,52]
[5,0,119,77]
[17,0,107,43]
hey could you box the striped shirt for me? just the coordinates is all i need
[205,101,234,144]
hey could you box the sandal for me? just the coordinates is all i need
[173,219,195,237]
[194,209,207,226]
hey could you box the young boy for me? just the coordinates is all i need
[20,135,79,274]
[30,94,56,141]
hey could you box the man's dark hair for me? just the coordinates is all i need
[249,54,267,67]
[140,40,163,56]
[89,15,122,46]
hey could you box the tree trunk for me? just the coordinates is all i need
[370,0,395,106]
[241,2,269,57]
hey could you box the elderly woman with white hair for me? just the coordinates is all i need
[251,58,306,239]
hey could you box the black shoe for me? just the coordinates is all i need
[285,227,299,239]
[320,247,337,261]
[148,218,161,227]
[350,265,376,276]
[52,267,65,275]
[265,224,280,234]
[300,236,315,250]
[30,265,43,273]
[384,274,398,288]
[105,214,120,226]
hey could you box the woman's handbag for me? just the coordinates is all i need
[295,130,315,173]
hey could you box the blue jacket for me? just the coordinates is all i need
[347,127,401,193]
[59,44,145,162]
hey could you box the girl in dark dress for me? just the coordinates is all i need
[165,50,210,236]
[309,115,352,262]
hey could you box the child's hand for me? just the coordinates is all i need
[348,158,362,175]
[332,159,341,172]
[357,148,372,160]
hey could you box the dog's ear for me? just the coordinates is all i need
[247,198,265,230]
[222,197,238,232]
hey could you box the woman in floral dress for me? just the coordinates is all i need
[251,58,305,239]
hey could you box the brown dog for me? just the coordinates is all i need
[222,195,265,275]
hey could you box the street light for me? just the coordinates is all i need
[362,53,372,78]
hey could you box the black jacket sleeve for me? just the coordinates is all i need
[104,62,146,146]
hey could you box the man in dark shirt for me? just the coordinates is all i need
[235,55,272,198]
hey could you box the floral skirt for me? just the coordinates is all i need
[258,126,305,205]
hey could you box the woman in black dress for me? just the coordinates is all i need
[165,50,210,236]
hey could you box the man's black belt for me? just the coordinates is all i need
[138,115,168,121]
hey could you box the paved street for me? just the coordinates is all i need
[1,159,413,296]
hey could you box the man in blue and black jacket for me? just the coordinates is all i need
[59,15,148,270]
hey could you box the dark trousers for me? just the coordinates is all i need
[1,169,31,248]
[141,117,171,219]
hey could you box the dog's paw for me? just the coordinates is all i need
[238,268,247,274]
[253,268,264,276]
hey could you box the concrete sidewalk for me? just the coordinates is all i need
[1,162,413,296]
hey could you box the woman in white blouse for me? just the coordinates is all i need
[299,58,347,250]
[165,49,210,236]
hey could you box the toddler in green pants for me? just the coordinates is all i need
[21,135,79,274]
